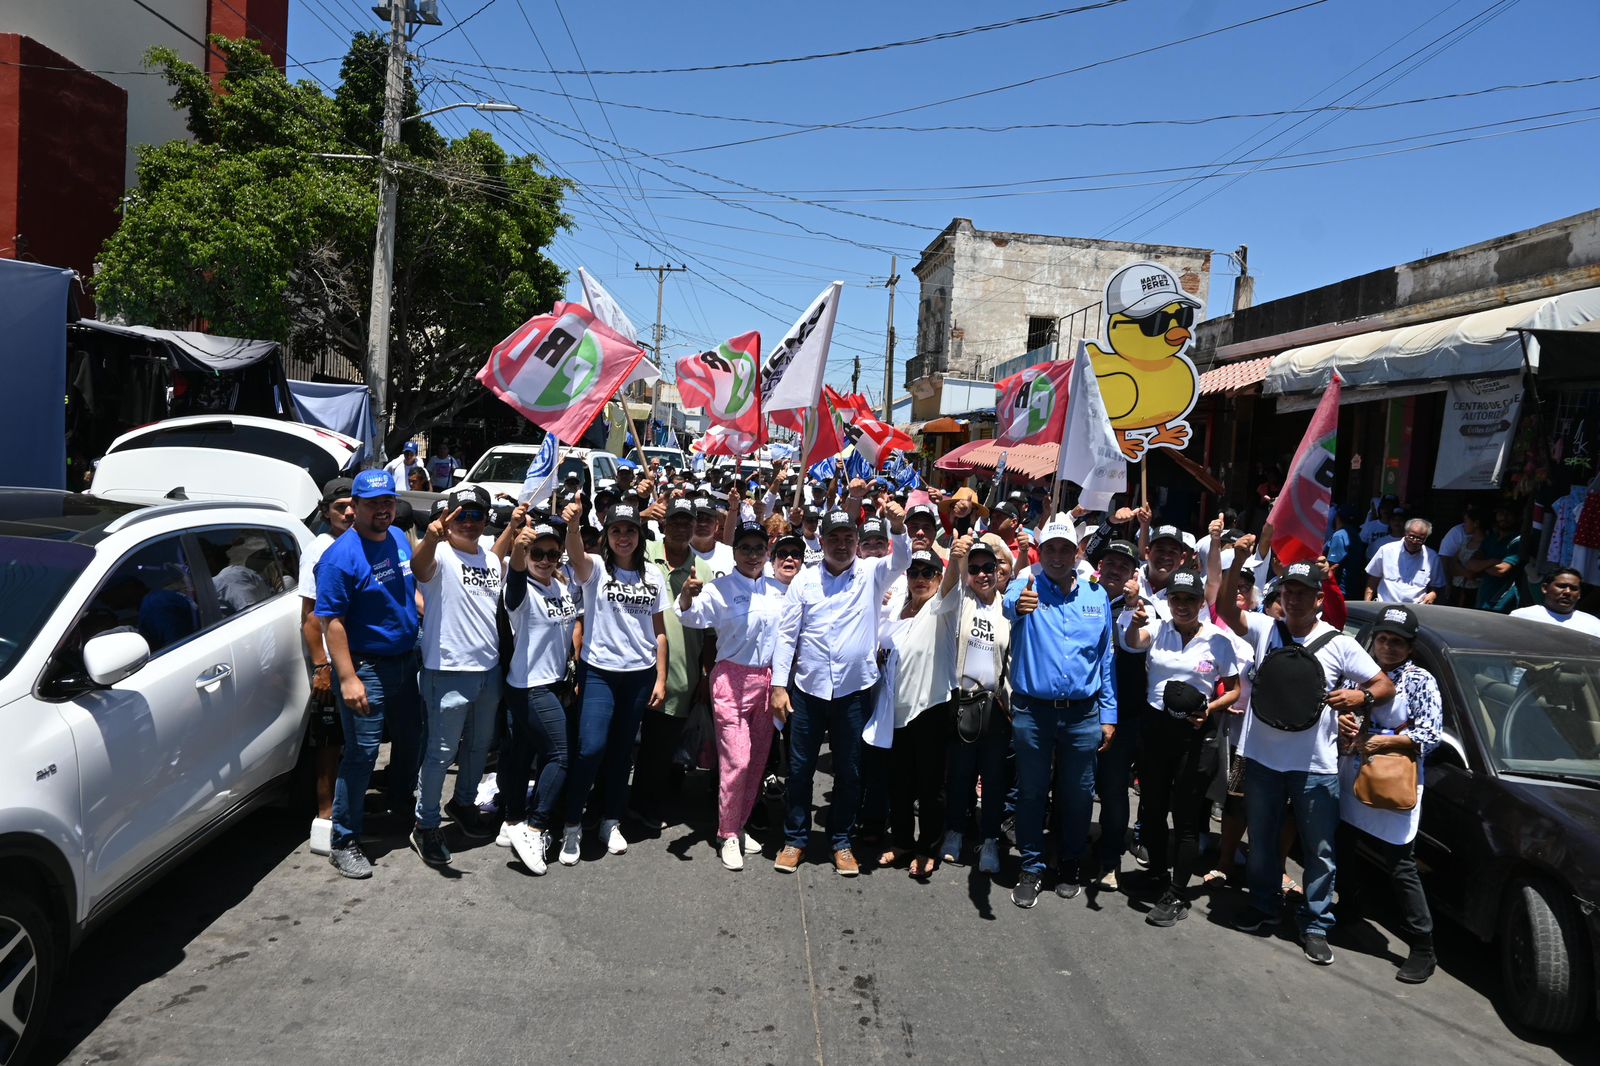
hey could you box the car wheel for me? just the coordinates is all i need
[0,889,58,1066]
[1499,876,1594,1034]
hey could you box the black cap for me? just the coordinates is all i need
[821,509,856,536]
[320,477,355,505]
[734,520,768,545]
[906,503,938,525]
[859,516,890,541]
[1167,569,1203,598]
[1370,604,1420,641]
[604,501,642,529]
[1149,524,1184,546]
[1280,561,1323,589]
[693,496,722,518]
[1099,539,1139,563]
[773,532,806,555]
[802,504,823,520]
[991,499,1020,520]
[447,484,491,512]
[907,548,944,572]
[529,521,563,542]
[665,498,695,521]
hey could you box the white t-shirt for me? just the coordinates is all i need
[419,543,503,671]
[297,532,338,658]
[1365,541,1444,604]
[1143,618,1240,710]
[692,540,736,580]
[1438,523,1467,560]
[803,533,823,568]
[959,596,1003,692]
[1238,614,1381,775]
[578,556,668,671]
[506,573,579,688]
[1509,605,1600,637]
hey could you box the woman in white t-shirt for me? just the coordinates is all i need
[1123,568,1240,928]
[411,486,507,868]
[497,520,579,876]
[559,496,668,865]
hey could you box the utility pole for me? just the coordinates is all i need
[1232,244,1254,312]
[882,255,899,420]
[851,354,860,395]
[634,262,686,400]
[365,0,409,441]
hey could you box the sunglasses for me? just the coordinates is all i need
[908,567,941,580]
[773,549,805,561]
[529,548,562,563]
[454,509,486,522]
[968,562,998,575]
[1113,304,1195,337]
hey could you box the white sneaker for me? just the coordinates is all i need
[495,824,512,848]
[510,824,548,875]
[940,830,964,865]
[559,825,582,866]
[978,838,1001,874]
[601,819,628,855]
[741,831,763,855]
[309,817,332,856]
[720,836,745,871]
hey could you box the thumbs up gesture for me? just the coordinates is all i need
[1015,573,1039,617]
[1208,511,1225,539]
[683,574,704,600]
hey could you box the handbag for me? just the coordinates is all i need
[954,688,997,744]
[1352,729,1419,811]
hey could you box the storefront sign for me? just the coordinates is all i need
[1432,375,1525,490]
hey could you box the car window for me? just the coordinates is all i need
[192,527,298,616]
[593,455,618,481]
[469,451,540,483]
[1447,651,1600,780]
[56,536,203,678]
[0,537,94,681]
[557,457,591,495]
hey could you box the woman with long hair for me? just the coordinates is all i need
[560,496,668,865]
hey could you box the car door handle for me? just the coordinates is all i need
[194,664,233,689]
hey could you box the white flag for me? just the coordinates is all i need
[578,267,639,342]
[518,432,560,505]
[760,281,842,414]
[1056,341,1126,511]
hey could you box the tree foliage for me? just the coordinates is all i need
[94,35,570,448]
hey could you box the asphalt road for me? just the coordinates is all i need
[39,765,1593,1066]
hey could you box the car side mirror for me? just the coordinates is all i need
[1435,731,1471,771]
[82,629,152,686]
[454,468,467,480]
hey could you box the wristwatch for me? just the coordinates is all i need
[1361,689,1375,709]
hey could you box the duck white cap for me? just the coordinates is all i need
[1105,262,1202,319]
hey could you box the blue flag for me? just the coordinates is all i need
[844,449,875,483]
[519,432,560,504]
[807,457,838,481]
[884,453,924,490]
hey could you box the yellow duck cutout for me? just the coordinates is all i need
[1085,262,1203,460]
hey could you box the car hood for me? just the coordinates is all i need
[1498,774,1600,838]
[91,450,315,519]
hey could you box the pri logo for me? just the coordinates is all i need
[699,342,759,419]
[1022,372,1058,438]
[530,323,601,410]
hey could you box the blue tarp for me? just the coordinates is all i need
[1,258,74,488]
[289,380,380,468]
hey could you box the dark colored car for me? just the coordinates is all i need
[1344,603,1600,1034]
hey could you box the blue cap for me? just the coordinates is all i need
[402,441,418,454]
[352,469,397,499]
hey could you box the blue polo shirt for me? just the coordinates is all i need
[1003,565,1118,724]
[314,527,419,656]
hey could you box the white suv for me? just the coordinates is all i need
[0,490,314,1065]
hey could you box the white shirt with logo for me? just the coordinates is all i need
[578,556,668,672]
[1143,618,1241,710]
[1365,541,1444,604]
[676,570,789,667]
[1239,614,1381,775]
[960,597,1003,692]
[507,574,579,688]
[419,543,503,672]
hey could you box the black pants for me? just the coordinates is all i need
[890,702,950,854]
[631,709,686,820]
[1139,709,1221,895]
[1338,824,1434,948]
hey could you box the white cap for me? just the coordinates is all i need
[1105,262,1202,319]
[1039,512,1079,548]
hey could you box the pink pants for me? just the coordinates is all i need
[711,660,775,840]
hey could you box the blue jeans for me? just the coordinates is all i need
[1011,695,1102,876]
[1096,707,1140,868]
[785,686,871,851]
[500,682,569,830]
[945,724,1011,840]
[415,666,501,830]
[331,650,423,849]
[563,665,656,825]
[1243,758,1340,937]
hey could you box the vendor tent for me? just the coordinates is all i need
[290,380,381,468]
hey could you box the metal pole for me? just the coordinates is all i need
[882,255,898,420]
[634,262,686,400]
[365,0,408,442]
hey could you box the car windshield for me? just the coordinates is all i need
[1449,651,1600,781]
[0,537,95,681]
[468,452,538,483]
[642,450,685,471]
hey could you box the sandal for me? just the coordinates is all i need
[1282,874,1303,897]
[879,848,910,867]
[910,855,939,878]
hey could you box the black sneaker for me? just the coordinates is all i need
[1054,866,1083,899]
[445,799,493,840]
[1302,934,1335,966]
[1146,890,1189,928]
[1396,947,1436,984]
[410,826,453,867]
[1011,872,1043,909]
[1233,908,1273,934]
[1131,842,1151,869]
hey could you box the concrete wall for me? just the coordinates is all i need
[912,219,1214,384]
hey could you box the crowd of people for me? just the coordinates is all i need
[296,452,1600,988]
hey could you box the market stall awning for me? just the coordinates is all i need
[922,416,967,434]
[1265,285,1600,395]
[1512,318,1600,382]
[934,439,1059,480]
[1199,356,1272,396]
[71,319,282,372]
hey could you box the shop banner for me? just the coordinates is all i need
[1432,375,1524,491]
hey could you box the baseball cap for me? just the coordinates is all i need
[1370,604,1420,641]
[734,520,769,545]
[802,504,823,521]
[1039,515,1078,547]
[694,496,722,517]
[594,478,618,497]
[906,502,939,525]
[1104,262,1202,319]
[772,531,806,556]
[604,501,643,529]
[320,477,354,505]
[1167,569,1204,598]
[821,508,857,536]
[352,469,397,499]
[665,498,695,522]
[1099,538,1139,564]
[859,516,890,541]
[1280,561,1323,589]
[907,548,944,572]
[1149,524,1185,546]
[402,441,418,454]
[447,485,490,513]
[529,521,563,543]
[976,533,1014,568]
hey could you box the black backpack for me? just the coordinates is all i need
[1251,621,1339,732]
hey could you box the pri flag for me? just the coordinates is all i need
[577,266,660,390]
[518,432,560,505]
[1266,373,1344,565]
[847,415,916,470]
[761,282,843,426]
[800,394,846,469]
[996,360,1074,445]
[824,387,876,424]
[478,302,646,442]
[692,424,760,458]
[1056,344,1127,512]
[677,332,763,444]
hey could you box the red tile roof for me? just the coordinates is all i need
[1199,356,1272,396]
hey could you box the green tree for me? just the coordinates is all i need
[94,34,570,450]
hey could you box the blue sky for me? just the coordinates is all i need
[284,0,1600,397]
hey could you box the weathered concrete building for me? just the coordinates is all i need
[907,218,1214,421]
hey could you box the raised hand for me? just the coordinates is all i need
[425,506,460,544]
[682,574,704,601]
[883,499,907,532]
[951,534,974,563]
[1015,574,1039,617]
[1208,511,1225,539]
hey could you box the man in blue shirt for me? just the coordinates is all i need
[1003,514,1117,908]
[315,469,423,879]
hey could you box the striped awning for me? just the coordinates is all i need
[1198,356,1272,396]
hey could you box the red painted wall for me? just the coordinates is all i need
[206,0,290,87]
[0,35,126,296]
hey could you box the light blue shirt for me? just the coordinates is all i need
[1003,564,1118,724]
[772,535,910,699]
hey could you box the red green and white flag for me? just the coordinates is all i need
[692,424,760,458]
[824,386,877,424]
[677,331,763,448]
[478,302,646,442]
[847,415,916,470]
[1267,373,1343,565]
[800,391,847,469]
[996,360,1073,446]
